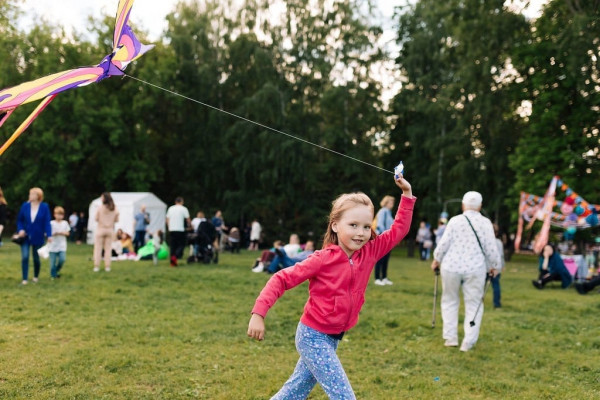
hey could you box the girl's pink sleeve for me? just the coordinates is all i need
[251,252,323,318]
[368,195,416,259]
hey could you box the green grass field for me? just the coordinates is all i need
[0,242,598,399]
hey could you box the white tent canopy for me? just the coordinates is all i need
[87,192,167,244]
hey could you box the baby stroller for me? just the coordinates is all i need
[187,220,218,264]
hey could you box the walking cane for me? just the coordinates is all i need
[431,267,440,328]
[469,274,492,327]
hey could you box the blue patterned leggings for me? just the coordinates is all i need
[271,322,355,400]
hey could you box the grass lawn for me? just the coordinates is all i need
[0,242,598,399]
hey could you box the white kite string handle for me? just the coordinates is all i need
[124,74,394,175]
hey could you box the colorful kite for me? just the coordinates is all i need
[514,176,600,252]
[0,0,153,156]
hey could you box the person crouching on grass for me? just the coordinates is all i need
[247,174,414,399]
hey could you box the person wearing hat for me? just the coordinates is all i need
[430,191,501,352]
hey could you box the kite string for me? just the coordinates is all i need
[123,74,393,175]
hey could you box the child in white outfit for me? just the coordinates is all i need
[49,206,70,279]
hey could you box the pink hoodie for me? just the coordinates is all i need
[252,195,415,334]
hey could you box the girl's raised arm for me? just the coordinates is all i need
[394,173,412,198]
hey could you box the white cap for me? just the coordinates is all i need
[462,191,483,209]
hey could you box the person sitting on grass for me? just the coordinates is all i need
[532,244,572,289]
[252,240,282,273]
[252,235,305,273]
[267,241,316,274]
[282,233,302,257]
[120,231,134,254]
[575,274,600,295]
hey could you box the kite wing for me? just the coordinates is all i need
[113,0,134,52]
[112,0,154,71]
[0,67,104,112]
[0,95,57,155]
[0,0,152,156]
[111,24,155,71]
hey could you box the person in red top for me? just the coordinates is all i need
[247,173,414,399]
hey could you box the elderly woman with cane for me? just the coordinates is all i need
[430,191,501,352]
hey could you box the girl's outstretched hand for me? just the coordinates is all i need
[394,173,413,198]
[247,313,265,341]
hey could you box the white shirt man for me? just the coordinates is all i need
[165,197,191,266]
[431,191,501,352]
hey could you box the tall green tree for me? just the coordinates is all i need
[391,0,528,228]
[249,0,388,238]
[509,0,600,204]
[151,1,227,206]
[0,0,21,87]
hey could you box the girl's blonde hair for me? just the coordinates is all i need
[322,192,375,248]
[380,195,395,208]
[30,187,44,201]
[54,206,65,215]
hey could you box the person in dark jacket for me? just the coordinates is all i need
[532,244,572,289]
[16,187,52,285]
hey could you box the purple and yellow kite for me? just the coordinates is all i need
[0,0,153,156]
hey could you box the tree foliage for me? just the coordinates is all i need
[0,0,387,242]
[509,0,600,204]
[0,0,597,243]
[391,0,528,229]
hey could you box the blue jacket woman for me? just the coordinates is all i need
[16,187,52,284]
[373,195,396,285]
[532,244,572,289]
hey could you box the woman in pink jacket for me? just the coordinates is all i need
[248,174,415,399]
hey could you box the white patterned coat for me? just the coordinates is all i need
[433,209,502,349]
[433,210,502,274]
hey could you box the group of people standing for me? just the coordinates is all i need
[3,188,129,283]
[166,199,258,266]
[0,185,96,284]
[415,219,447,261]
[5,187,74,284]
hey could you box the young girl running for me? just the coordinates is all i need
[247,174,414,399]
